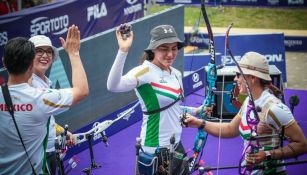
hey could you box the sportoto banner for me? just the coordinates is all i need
[0,0,144,68]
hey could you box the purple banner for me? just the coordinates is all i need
[0,0,144,68]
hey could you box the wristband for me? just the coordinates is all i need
[265,151,272,161]
[198,119,206,130]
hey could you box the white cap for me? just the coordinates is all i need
[29,35,59,60]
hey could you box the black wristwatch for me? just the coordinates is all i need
[198,119,206,130]
[265,151,272,161]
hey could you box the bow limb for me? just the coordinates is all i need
[225,24,261,175]
[188,1,218,174]
[201,0,215,65]
[199,0,217,118]
[225,24,259,122]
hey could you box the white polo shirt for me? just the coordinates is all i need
[0,83,72,175]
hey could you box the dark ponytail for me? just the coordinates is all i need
[260,79,283,99]
[139,51,154,64]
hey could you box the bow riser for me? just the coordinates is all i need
[209,41,216,64]
[206,62,217,106]
[188,1,217,174]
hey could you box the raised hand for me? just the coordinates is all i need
[58,24,89,105]
[116,23,134,53]
[59,24,81,56]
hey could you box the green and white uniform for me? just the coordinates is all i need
[31,73,57,153]
[107,50,183,154]
[239,90,295,175]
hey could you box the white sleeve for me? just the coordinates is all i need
[267,103,295,129]
[107,50,138,92]
[174,69,184,94]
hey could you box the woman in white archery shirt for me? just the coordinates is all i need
[28,26,82,175]
[183,52,307,175]
[107,24,189,175]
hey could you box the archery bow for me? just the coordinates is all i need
[193,23,306,175]
[202,159,307,172]
[72,101,140,145]
[188,0,218,173]
[225,23,261,175]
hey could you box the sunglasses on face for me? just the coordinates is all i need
[35,48,53,57]
[236,72,241,78]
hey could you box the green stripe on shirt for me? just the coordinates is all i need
[137,84,160,146]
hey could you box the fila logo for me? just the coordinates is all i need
[163,28,173,33]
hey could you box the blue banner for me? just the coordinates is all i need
[0,0,144,68]
[184,32,209,48]
[221,0,307,6]
[185,32,307,52]
[183,53,222,95]
[184,52,222,71]
[284,36,307,51]
[154,0,307,6]
[183,67,205,96]
[214,33,287,82]
[154,0,219,5]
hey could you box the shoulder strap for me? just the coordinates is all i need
[1,84,37,175]
[143,95,183,115]
[143,72,184,115]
